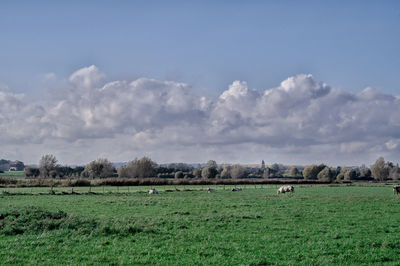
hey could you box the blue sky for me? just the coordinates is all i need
[1,1,400,165]
[1,1,399,95]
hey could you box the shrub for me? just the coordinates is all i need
[343,168,357,181]
[303,164,326,180]
[360,168,372,179]
[389,165,400,180]
[201,161,218,179]
[83,158,115,179]
[123,157,157,178]
[192,168,202,178]
[118,166,129,178]
[24,167,40,178]
[317,167,335,182]
[175,171,184,179]
[0,177,18,186]
[263,168,275,178]
[68,179,91,187]
[220,166,231,179]
[230,165,246,179]
[336,173,344,181]
[289,167,299,177]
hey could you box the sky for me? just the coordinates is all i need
[1,1,400,166]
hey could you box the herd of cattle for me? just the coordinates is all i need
[148,185,294,195]
[149,185,400,195]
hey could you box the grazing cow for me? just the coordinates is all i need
[277,186,285,194]
[393,186,400,195]
[207,188,216,193]
[231,187,242,192]
[149,188,158,194]
[277,185,294,195]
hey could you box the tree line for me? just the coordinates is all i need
[0,159,25,172]
[24,155,400,182]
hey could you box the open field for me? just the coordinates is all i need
[1,185,400,265]
[0,171,25,179]
[0,184,292,194]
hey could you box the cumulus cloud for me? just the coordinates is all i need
[68,65,105,89]
[41,77,206,140]
[1,66,400,165]
[0,90,48,144]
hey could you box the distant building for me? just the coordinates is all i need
[261,160,265,169]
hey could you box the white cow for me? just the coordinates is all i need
[277,186,285,194]
[149,188,158,194]
[277,185,294,195]
[207,188,216,193]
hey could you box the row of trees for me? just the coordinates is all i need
[25,155,85,178]
[302,164,369,181]
[301,157,400,181]
[25,155,399,181]
[25,155,157,179]
[0,159,25,172]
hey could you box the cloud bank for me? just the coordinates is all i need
[1,65,399,165]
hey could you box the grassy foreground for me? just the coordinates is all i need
[1,185,400,265]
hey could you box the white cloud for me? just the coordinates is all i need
[0,90,48,144]
[1,66,400,165]
[68,65,105,89]
[386,139,399,150]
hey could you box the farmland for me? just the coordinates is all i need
[0,171,25,179]
[1,185,400,265]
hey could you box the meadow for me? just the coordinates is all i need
[0,171,25,179]
[1,185,400,265]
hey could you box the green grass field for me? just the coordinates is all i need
[1,185,400,265]
[0,171,25,179]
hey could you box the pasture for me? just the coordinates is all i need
[1,185,400,265]
[0,171,25,179]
